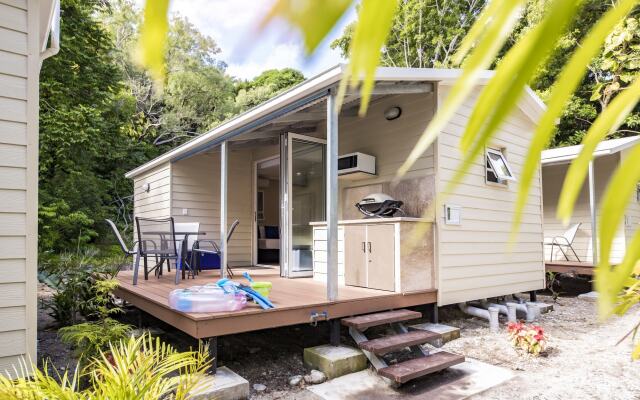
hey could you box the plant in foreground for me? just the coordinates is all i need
[507,322,548,356]
[0,334,210,399]
[59,279,132,362]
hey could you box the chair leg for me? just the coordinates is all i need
[143,256,149,280]
[175,258,181,285]
[133,252,141,285]
[569,245,581,262]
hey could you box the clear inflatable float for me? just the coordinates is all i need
[168,284,247,313]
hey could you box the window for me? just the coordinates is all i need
[486,148,516,185]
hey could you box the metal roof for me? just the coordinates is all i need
[126,65,545,178]
[541,136,640,165]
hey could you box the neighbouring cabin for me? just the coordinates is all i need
[0,0,59,376]
[542,136,640,274]
[121,66,546,339]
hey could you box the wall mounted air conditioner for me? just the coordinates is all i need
[338,152,376,180]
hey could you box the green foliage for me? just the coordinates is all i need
[38,200,96,253]
[0,334,210,400]
[235,68,305,110]
[331,0,487,68]
[58,279,132,361]
[39,250,123,326]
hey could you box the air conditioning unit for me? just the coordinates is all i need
[338,152,376,180]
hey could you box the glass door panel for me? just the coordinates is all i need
[280,133,326,278]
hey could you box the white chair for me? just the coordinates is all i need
[174,222,200,282]
[544,223,581,262]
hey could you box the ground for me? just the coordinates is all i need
[38,280,640,399]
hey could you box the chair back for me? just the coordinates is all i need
[175,222,200,249]
[227,219,240,242]
[105,219,131,254]
[563,223,581,244]
[135,217,178,257]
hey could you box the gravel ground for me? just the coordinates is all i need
[38,281,640,399]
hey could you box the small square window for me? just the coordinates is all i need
[486,148,516,185]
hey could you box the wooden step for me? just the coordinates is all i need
[341,309,422,331]
[378,352,465,384]
[359,330,442,355]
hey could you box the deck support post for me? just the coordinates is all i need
[431,304,439,324]
[220,141,228,279]
[329,319,341,346]
[529,291,537,303]
[326,90,339,302]
[208,337,217,374]
[588,160,598,264]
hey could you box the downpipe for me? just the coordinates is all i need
[478,298,540,323]
[478,300,518,323]
[458,303,500,333]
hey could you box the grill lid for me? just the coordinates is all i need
[355,193,404,218]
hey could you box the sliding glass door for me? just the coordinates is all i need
[280,133,326,278]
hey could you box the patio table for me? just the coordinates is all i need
[143,230,206,284]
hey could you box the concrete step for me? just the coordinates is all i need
[378,351,465,384]
[341,309,422,331]
[359,330,442,355]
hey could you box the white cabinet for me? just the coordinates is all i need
[311,218,435,293]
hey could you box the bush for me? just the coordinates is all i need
[0,334,210,399]
[39,249,125,326]
[59,279,132,361]
[507,322,548,355]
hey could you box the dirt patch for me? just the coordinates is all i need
[441,294,640,400]
[37,283,77,376]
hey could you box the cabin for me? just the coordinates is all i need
[120,65,547,343]
[0,0,59,375]
[542,135,640,275]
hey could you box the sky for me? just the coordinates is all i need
[160,0,358,80]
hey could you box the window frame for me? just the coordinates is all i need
[486,148,516,185]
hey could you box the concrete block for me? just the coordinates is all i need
[409,323,460,346]
[303,345,368,380]
[189,367,249,400]
[535,302,554,314]
[578,291,599,301]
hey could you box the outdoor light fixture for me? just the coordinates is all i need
[143,183,151,193]
[384,106,402,120]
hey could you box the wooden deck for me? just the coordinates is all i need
[114,268,437,339]
[545,261,595,276]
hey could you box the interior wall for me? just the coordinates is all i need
[258,178,279,227]
[543,153,627,263]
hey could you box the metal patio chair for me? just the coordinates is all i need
[105,219,139,274]
[544,223,582,262]
[174,222,200,281]
[133,217,180,285]
[191,219,239,278]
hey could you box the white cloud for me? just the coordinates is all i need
[160,0,356,80]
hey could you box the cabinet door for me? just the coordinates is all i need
[367,224,395,291]
[344,225,367,287]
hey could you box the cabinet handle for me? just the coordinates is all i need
[361,242,366,252]
[367,242,372,253]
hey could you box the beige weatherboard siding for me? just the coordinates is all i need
[0,0,58,376]
[541,136,640,264]
[125,66,547,310]
[435,85,545,306]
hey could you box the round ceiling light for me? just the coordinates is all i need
[384,106,402,121]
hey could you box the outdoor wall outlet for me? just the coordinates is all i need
[444,204,461,225]
[182,208,189,216]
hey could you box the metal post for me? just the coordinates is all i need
[329,319,341,346]
[588,160,597,264]
[220,141,228,279]
[208,337,217,374]
[326,91,339,302]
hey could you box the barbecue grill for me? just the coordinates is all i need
[355,193,404,218]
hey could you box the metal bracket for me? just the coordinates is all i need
[309,311,328,327]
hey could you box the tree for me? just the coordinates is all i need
[511,0,640,146]
[235,68,305,110]
[102,0,237,147]
[39,0,147,252]
[331,0,487,68]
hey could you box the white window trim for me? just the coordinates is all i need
[486,148,516,183]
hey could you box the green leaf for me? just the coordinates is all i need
[338,0,399,114]
[135,0,170,86]
[596,143,640,317]
[513,0,640,232]
[396,0,526,178]
[261,0,353,54]
[557,75,640,226]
